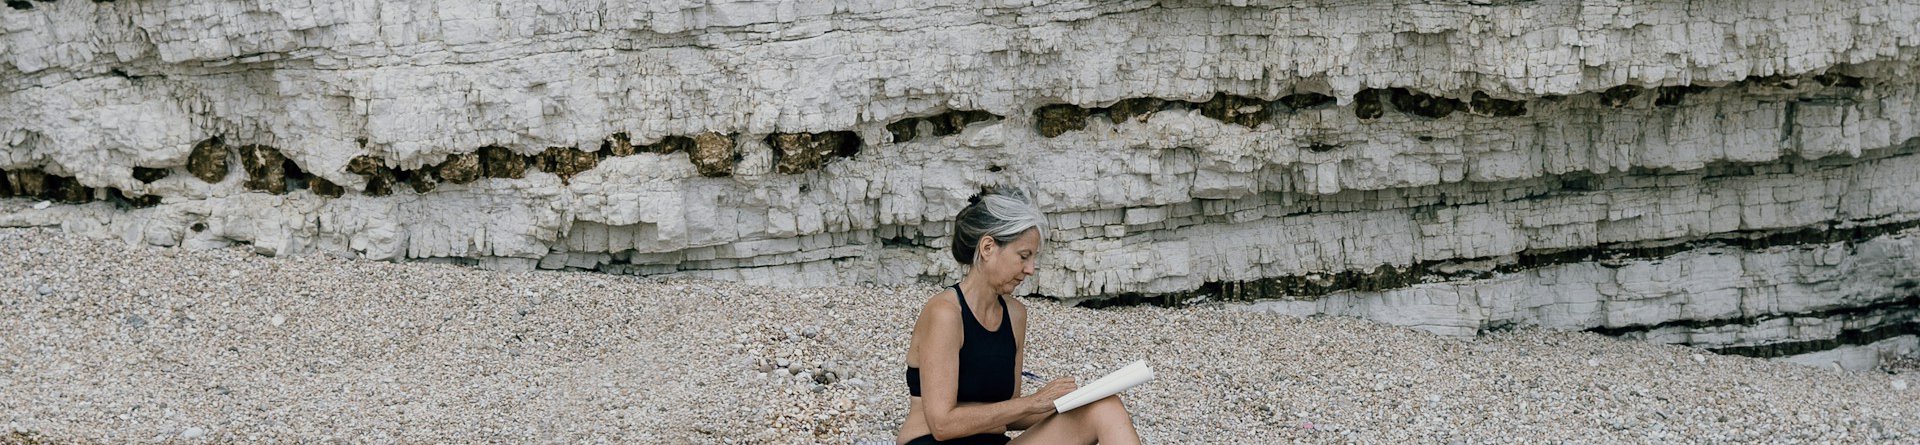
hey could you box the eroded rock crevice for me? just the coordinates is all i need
[1115,218,1920,308]
[2,69,1882,204]
[327,132,746,196]
[768,132,861,174]
[1590,294,1920,359]
[888,110,1000,144]
[1033,70,1867,138]
[1,169,89,203]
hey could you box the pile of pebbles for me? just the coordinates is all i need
[2,227,1916,444]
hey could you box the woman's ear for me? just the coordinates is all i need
[976,235,996,260]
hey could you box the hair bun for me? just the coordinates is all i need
[967,193,984,205]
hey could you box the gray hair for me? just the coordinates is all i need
[951,187,1047,265]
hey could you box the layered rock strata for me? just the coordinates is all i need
[5,0,1920,365]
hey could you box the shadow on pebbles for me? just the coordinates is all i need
[1,227,1916,444]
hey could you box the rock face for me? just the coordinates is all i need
[4,0,1920,366]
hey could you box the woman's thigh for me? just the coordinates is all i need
[1007,411,1089,445]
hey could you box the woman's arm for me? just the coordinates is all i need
[1006,298,1061,430]
[917,297,1054,440]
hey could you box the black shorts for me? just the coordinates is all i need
[903,433,1011,445]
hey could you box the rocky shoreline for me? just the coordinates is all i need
[2,227,1916,444]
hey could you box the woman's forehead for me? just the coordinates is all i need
[1010,228,1043,249]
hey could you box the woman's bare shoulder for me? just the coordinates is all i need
[1007,294,1029,313]
[916,289,962,323]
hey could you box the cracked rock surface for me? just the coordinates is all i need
[4,0,1920,367]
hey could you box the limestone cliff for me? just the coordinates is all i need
[4,0,1918,368]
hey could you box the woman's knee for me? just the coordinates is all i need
[1088,394,1130,416]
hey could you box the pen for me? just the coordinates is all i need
[1021,370,1046,383]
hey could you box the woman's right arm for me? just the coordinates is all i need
[915,298,1059,440]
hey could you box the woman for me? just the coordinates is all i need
[897,188,1143,445]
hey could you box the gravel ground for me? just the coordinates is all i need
[2,227,1917,444]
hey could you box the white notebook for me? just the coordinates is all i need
[1053,360,1154,412]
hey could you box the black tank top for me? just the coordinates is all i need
[906,284,1018,403]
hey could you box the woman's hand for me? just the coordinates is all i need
[1026,378,1078,414]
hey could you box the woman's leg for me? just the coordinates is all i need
[1008,395,1141,445]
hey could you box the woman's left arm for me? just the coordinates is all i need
[1006,299,1055,430]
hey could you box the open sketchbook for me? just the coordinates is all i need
[1053,360,1154,412]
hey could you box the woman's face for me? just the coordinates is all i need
[977,228,1041,296]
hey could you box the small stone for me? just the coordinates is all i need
[32,201,51,210]
[1691,354,1706,364]
[801,326,819,338]
[125,315,147,328]
[776,358,790,368]
[1894,379,1908,391]
[270,315,286,326]
[1426,394,1441,403]
[36,285,53,296]
[180,427,205,439]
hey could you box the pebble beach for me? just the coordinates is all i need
[2,227,1917,444]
